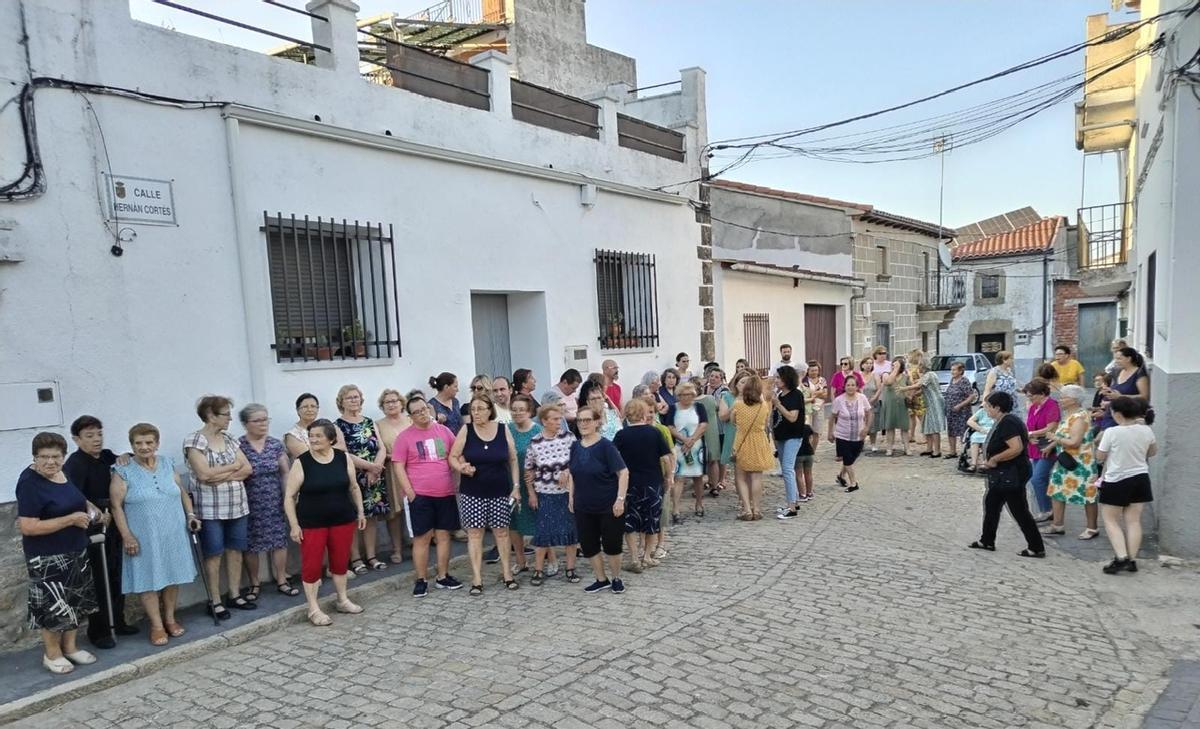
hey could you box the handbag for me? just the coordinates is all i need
[1056,450,1079,471]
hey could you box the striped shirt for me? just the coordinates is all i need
[183,431,249,520]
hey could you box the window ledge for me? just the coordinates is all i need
[279,357,397,372]
[598,347,656,354]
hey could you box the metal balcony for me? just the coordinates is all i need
[1078,202,1129,269]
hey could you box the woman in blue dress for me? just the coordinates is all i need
[334,384,390,573]
[110,423,200,647]
[238,404,295,599]
[507,394,542,574]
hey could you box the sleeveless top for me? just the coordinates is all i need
[295,450,356,529]
[459,423,511,499]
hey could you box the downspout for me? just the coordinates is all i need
[1042,249,1049,362]
[223,114,264,401]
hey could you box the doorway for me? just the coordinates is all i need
[1078,302,1118,378]
[804,305,837,379]
[471,293,512,379]
[975,333,1006,364]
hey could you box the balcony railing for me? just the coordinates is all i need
[1078,202,1129,269]
[922,267,968,308]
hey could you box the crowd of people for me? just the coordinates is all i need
[15,339,1157,675]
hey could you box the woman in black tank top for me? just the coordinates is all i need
[283,420,367,626]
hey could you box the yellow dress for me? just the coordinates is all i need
[731,400,773,472]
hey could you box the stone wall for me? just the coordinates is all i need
[1053,280,1084,354]
[853,233,935,358]
[0,502,35,650]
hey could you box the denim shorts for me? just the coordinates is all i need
[198,515,249,557]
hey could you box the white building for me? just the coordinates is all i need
[0,0,706,642]
[1073,0,1200,556]
[941,216,1070,380]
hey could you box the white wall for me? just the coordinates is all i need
[717,269,853,366]
[0,0,704,501]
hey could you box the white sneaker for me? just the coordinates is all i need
[544,561,560,577]
[43,655,74,674]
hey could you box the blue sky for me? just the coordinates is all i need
[129,0,1129,227]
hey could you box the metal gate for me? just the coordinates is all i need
[1078,302,1117,379]
[743,313,770,375]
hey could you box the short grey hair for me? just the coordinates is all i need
[239,403,268,424]
[640,370,659,388]
[1059,385,1087,404]
[630,384,650,399]
[541,389,565,405]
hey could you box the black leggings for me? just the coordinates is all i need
[980,483,1045,552]
[575,511,624,558]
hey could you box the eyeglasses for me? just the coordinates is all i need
[34,454,64,462]
[577,417,597,424]
[408,407,429,416]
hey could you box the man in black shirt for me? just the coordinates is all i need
[63,415,138,647]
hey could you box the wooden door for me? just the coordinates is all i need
[804,305,837,379]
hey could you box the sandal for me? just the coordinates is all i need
[149,627,168,646]
[1017,549,1046,559]
[389,552,405,564]
[335,599,363,614]
[367,558,388,571]
[242,584,261,603]
[207,602,231,620]
[1078,528,1101,540]
[503,579,520,591]
[350,559,368,575]
[530,570,544,586]
[469,584,483,596]
[276,581,300,596]
[564,569,581,584]
[1040,526,1066,536]
[164,621,186,637]
[227,594,257,611]
[307,610,332,627]
[694,508,705,517]
[968,541,996,551]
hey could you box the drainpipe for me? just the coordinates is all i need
[1042,249,1049,362]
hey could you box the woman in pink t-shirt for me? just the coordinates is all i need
[830,357,865,398]
[826,377,873,493]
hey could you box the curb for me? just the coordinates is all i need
[0,555,465,726]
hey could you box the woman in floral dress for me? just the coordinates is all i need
[238,404,295,599]
[1042,385,1100,539]
[334,384,389,573]
[944,362,977,460]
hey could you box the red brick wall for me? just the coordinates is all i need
[1053,280,1083,353]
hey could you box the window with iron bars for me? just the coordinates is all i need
[594,249,660,350]
[743,313,771,375]
[263,213,402,363]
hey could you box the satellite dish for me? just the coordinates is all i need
[938,239,952,268]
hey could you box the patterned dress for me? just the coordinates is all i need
[113,456,197,593]
[336,416,390,517]
[919,370,947,435]
[1047,410,1097,505]
[672,404,705,477]
[508,421,542,536]
[992,366,1022,414]
[238,436,289,552]
[944,376,976,439]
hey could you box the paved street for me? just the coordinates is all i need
[12,448,1200,729]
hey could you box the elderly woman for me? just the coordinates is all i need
[983,351,1021,415]
[944,362,977,460]
[376,389,411,565]
[580,380,622,441]
[570,404,630,593]
[1024,379,1061,522]
[732,374,773,521]
[110,423,200,646]
[1104,338,1130,377]
[969,392,1046,558]
[450,395,521,595]
[878,357,911,457]
[429,372,463,434]
[668,381,708,519]
[902,351,946,458]
[525,404,580,585]
[1040,384,1100,539]
[800,362,829,438]
[614,399,672,572]
[658,368,680,420]
[284,393,320,459]
[639,370,670,418]
[18,433,102,674]
[333,384,390,573]
[184,395,254,619]
[507,395,542,574]
[237,404,294,600]
[827,375,873,493]
[860,357,882,453]
[283,420,366,626]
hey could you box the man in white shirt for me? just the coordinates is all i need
[552,369,583,423]
[490,376,513,424]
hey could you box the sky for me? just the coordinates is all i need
[128,0,1131,229]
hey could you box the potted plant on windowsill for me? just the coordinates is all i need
[607,312,624,341]
[340,320,370,357]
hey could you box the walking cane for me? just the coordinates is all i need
[88,530,116,645]
[190,531,222,626]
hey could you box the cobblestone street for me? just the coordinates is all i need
[12,449,1200,729]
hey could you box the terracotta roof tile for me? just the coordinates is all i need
[951,216,1064,261]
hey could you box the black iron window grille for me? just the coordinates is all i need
[595,249,660,350]
[263,213,402,363]
[743,313,770,375]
